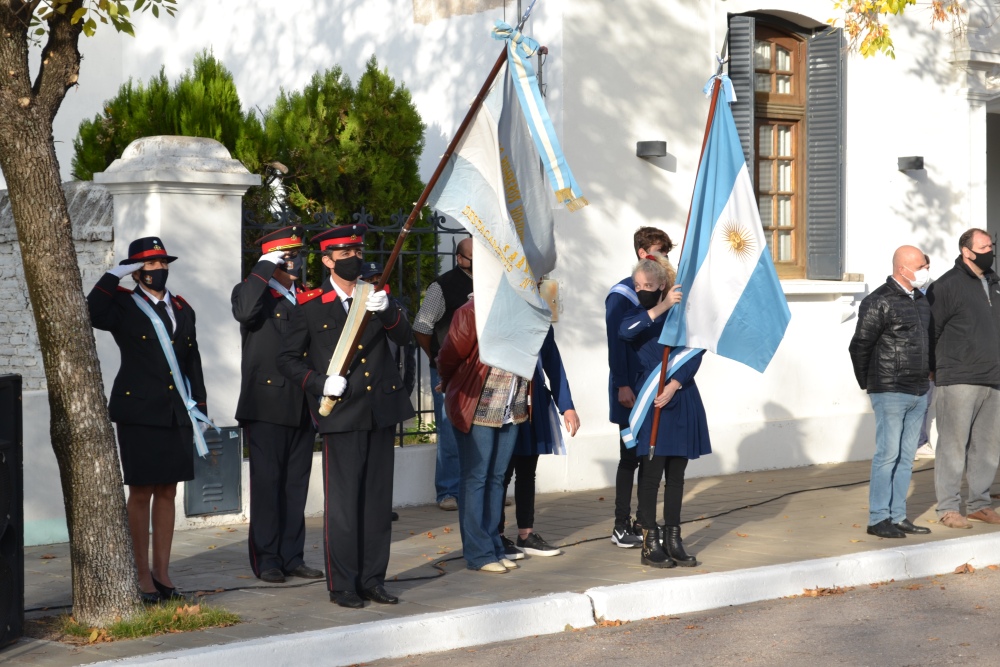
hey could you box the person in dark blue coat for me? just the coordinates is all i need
[620,258,710,569]
[498,326,579,559]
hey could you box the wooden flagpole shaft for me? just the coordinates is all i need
[646,76,724,457]
[318,47,509,417]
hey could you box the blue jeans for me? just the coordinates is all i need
[457,423,517,569]
[869,391,928,524]
[431,367,460,502]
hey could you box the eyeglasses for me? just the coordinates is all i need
[456,253,472,261]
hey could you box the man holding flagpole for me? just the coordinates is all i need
[278,224,415,609]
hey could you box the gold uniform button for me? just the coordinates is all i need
[361,358,367,364]
[169,371,173,376]
[266,379,272,384]
[125,391,130,396]
[168,385,174,390]
[366,386,372,391]
[392,385,397,390]
[303,352,308,357]
[141,335,147,340]
[364,372,370,377]
[276,313,281,318]
[323,324,328,329]
[357,344,363,350]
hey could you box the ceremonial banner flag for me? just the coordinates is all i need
[428,63,552,378]
[659,76,791,372]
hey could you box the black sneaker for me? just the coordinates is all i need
[611,523,642,548]
[517,532,562,557]
[501,534,525,560]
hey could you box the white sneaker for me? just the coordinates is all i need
[915,444,935,460]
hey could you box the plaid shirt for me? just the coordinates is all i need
[473,366,528,428]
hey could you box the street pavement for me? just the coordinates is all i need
[376,555,1000,667]
[5,458,1000,666]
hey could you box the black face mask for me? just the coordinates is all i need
[637,289,662,309]
[283,254,303,277]
[139,268,168,293]
[333,255,363,281]
[972,250,995,272]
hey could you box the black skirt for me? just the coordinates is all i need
[116,423,195,485]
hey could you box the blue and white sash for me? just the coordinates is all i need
[492,19,588,212]
[620,347,702,449]
[131,294,217,457]
[608,283,639,307]
[268,278,296,305]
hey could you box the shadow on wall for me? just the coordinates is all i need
[892,163,963,262]
[544,0,712,358]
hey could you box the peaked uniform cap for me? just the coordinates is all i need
[258,225,306,253]
[311,223,368,251]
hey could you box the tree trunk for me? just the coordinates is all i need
[0,1,141,625]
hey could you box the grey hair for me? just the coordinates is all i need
[632,257,667,285]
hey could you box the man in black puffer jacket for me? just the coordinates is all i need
[926,228,1000,529]
[850,245,932,539]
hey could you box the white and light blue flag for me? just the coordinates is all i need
[659,76,790,372]
[427,63,552,378]
[621,346,702,449]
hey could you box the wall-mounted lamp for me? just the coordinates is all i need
[637,141,667,159]
[898,156,924,171]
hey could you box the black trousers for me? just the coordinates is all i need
[637,455,688,529]
[245,419,316,576]
[615,436,644,525]
[322,427,395,593]
[498,454,540,532]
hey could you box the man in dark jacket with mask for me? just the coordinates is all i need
[926,228,1000,529]
[849,245,933,539]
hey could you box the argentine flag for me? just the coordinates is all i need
[659,76,790,372]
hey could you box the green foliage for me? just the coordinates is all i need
[30,0,177,39]
[71,50,264,181]
[264,55,426,223]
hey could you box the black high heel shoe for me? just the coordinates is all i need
[152,576,184,601]
[139,589,163,604]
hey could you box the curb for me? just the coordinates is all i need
[92,533,1000,666]
[588,532,1000,622]
[94,592,595,667]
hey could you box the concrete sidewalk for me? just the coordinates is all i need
[6,459,1000,666]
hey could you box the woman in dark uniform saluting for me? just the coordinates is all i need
[88,237,208,603]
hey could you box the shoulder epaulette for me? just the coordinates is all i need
[297,288,323,305]
[172,294,189,310]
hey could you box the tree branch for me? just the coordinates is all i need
[31,0,82,121]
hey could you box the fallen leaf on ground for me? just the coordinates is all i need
[802,586,853,597]
[443,527,452,533]
[988,565,999,571]
[598,496,605,501]
[207,545,216,550]
[906,584,923,590]
[426,532,435,539]
[850,539,863,543]
[685,625,703,630]
[852,524,862,529]
[736,532,749,538]
[955,563,975,574]
[39,554,57,560]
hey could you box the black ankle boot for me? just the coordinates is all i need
[664,525,697,566]
[641,525,676,569]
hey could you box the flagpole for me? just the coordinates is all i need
[318,47,508,417]
[646,74,724,456]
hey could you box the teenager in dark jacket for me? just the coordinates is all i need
[849,245,932,539]
[926,228,1000,529]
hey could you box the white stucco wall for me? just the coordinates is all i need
[10,0,1000,544]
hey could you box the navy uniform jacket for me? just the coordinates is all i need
[232,260,310,427]
[606,276,644,426]
[87,272,207,426]
[277,278,416,434]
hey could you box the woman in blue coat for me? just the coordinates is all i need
[620,258,710,568]
[498,326,579,559]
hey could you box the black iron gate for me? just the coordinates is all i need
[241,206,467,447]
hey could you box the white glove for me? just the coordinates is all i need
[107,262,144,279]
[365,290,389,313]
[260,250,286,265]
[323,375,347,397]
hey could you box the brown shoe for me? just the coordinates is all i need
[939,511,972,529]
[967,507,1000,525]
